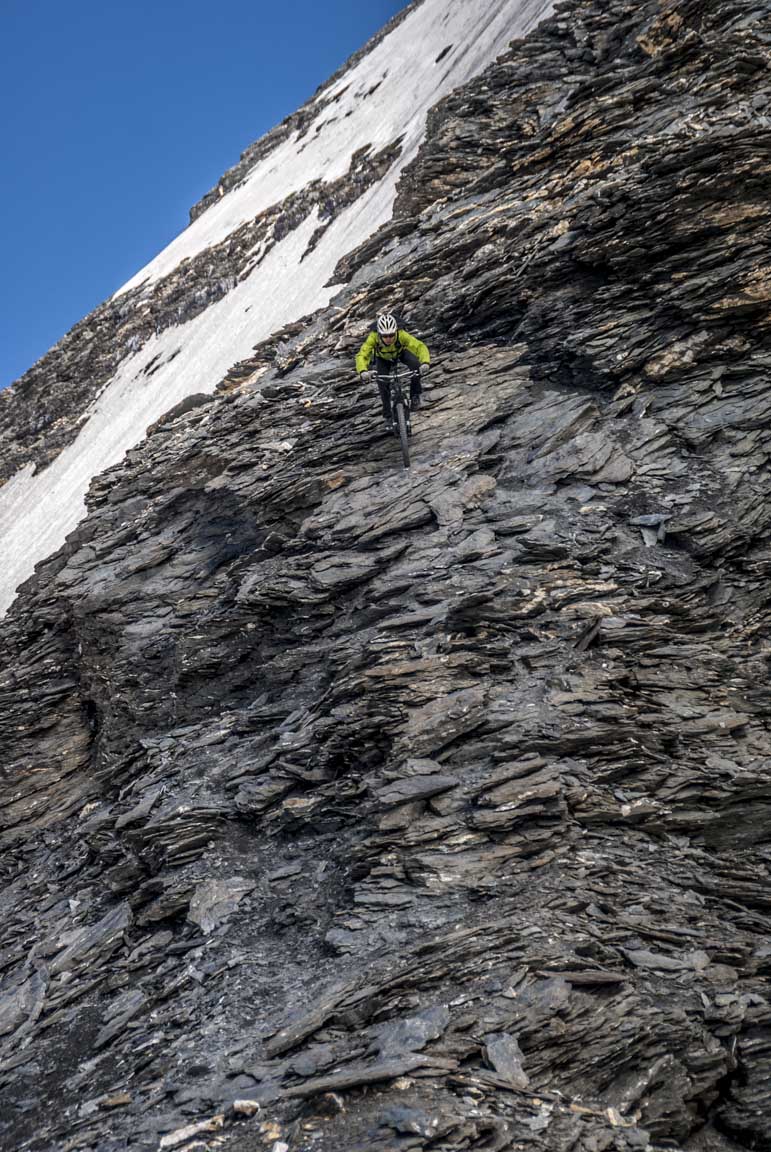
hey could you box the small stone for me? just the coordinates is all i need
[259,1122,283,1143]
[375,775,459,807]
[159,1114,225,1149]
[99,1092,132,1109]
[624,949,688,972]
[316,1092,345,1115]
[233,1098,261,1116]
[484,1032,529,1088]
[370,1005,451,1057]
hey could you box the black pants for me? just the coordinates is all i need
[375,350,421,418]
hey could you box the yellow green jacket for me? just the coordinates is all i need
[355,329,430,373]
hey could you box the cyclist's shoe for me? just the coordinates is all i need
[411,392,421,411]
[383,413,394,432]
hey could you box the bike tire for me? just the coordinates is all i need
[395,401,410,470]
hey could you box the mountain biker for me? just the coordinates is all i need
[356,313,430,429]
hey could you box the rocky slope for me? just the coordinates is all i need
[2,0,771,1150]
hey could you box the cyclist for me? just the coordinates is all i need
[356,313,430,428]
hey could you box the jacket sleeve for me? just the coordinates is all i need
[399,331,430,364]
[355,332,379,373]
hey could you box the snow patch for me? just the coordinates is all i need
[118,0,551,295]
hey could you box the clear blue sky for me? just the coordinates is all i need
[0,0,405,390]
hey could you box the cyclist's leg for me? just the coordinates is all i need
[374,356,392,422]
[400,349,422,407]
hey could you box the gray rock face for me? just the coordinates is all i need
[1,0,771,1150]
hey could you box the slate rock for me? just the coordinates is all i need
[483,1032,530,1089]
[375,775,460,807]
[370,1005,451,1058]
[187,878,256,934]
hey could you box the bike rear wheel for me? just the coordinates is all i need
[395,401,410,470]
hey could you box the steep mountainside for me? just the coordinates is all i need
[1,1,771,1151]
[0,0,550,618]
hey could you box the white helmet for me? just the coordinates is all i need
[377,313,398,336]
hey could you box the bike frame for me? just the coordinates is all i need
[374,366,413,412]
[374,366,414,470]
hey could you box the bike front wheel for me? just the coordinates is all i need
[395,401,410,470]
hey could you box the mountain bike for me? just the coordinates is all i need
[375,367,415,470]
